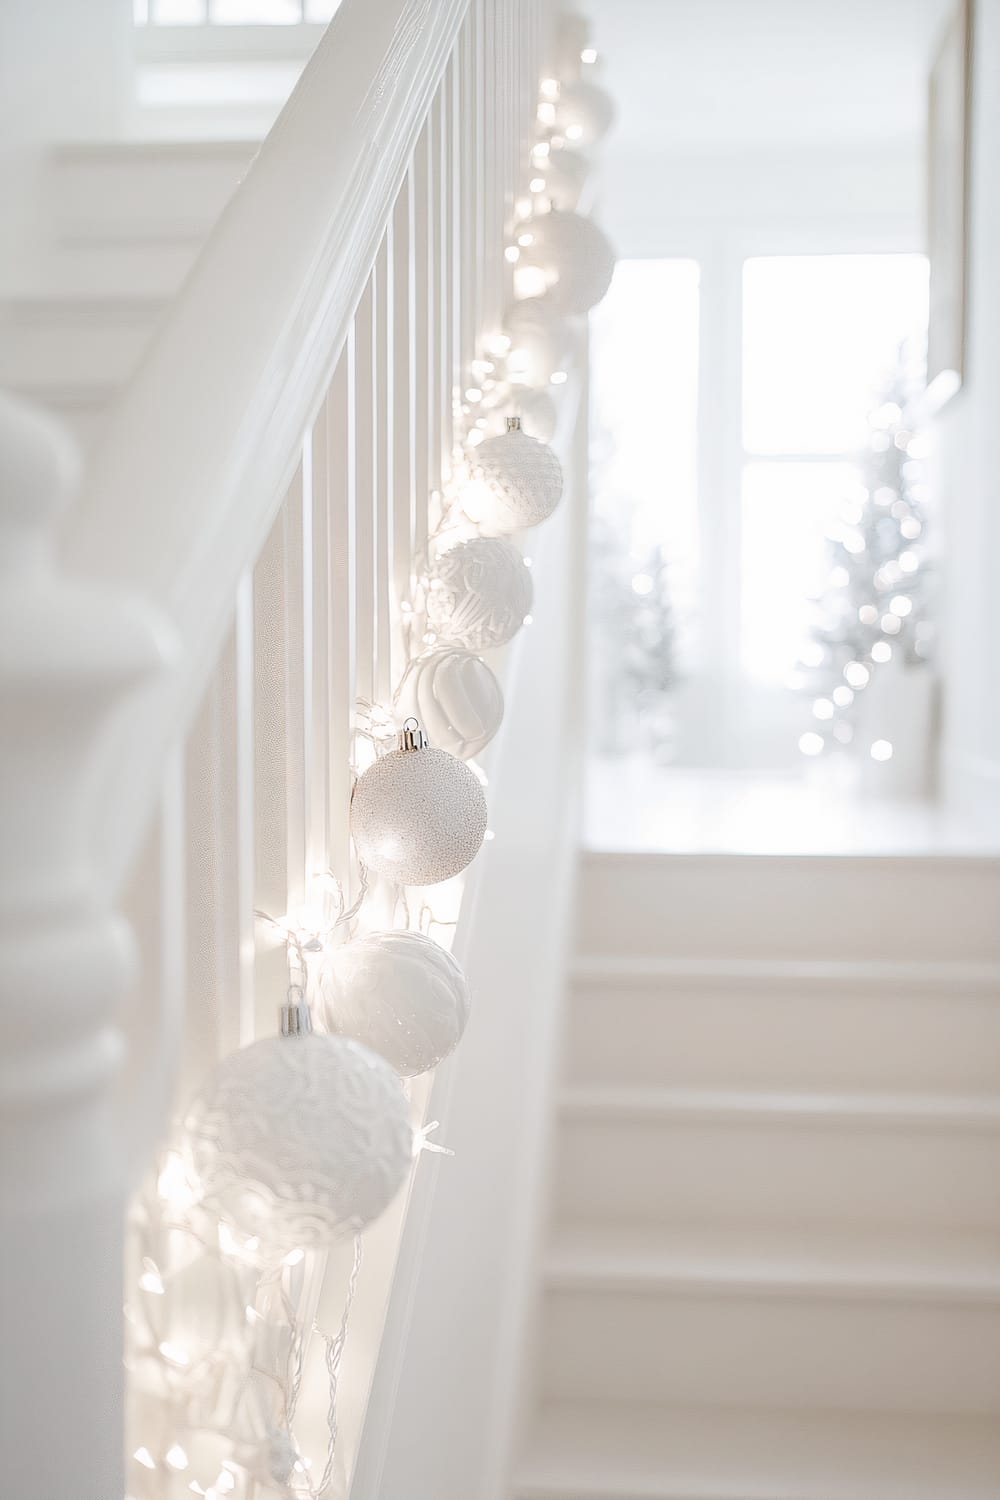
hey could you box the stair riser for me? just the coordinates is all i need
[0,316,155,391]
[47,146,254,245]
[555,1116,1000,1231]
[567,981,1000,1094]
[578,857,1000,962]
[541,1289,1000,1413]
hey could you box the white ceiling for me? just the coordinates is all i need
[585,0,953,155]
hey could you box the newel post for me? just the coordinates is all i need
[0,392,174,1498]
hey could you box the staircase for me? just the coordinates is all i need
[0,138,256,448]
[516,849,1000,1500]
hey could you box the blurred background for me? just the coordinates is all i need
[582,0,995,853]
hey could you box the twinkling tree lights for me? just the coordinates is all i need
[795,359,933,767]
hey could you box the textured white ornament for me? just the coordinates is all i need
[557,80,616,146]
[425,535,533,650]
[320,930,471,1077]
[523,209,616,316]
[474,417,563,533]
[395,647,504,759]
[183,1033,412,1252]
[350,722,488,885]
[504,296,568,386]
[542,148,590,212]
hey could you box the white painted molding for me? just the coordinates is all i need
[0,390,174,1497]
[62,0,469,901]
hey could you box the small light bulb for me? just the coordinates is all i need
[581,47,598,63]
[549,370,568,385]
[537,102,556,126]
[565,123,584,141]
[798,732,824,756]
[165,1446,189,1473]
[523,614,534,625]
[872,641,893,663]
[540,77,560,100]
[870,739,893,762]
[158,1341,191,1368]
[529,176,546,192]
[504,246,520,264]
[134,1449,157,1471]
[517,232,534,247]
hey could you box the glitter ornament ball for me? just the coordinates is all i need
[504,296,568,386]
[350,719,488,885]
[320,930,471,1077]
[474,417,563,533]
[183,1032,413,1253]
[523,209,615,316]
[556,79,616,146]
[395,647,504,759]
[425,535,533,650]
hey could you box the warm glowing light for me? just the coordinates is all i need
[523,614,534,625]
[529,176,546,193]
[899,551,919,573]
[138,1265,165,1295]
[165,1446,189,1473]
[565,123,584,141]
[504,246,520,264]
[549,369,568,385]
[486,333,511,357]
[537,102,556,126]
[858,604,878,625]
[158,1341,191,1368]
[872,640,892,663]
[881,613,901,635]
[134,1448,156,1471]
[532,141,550,159]
[800,642,824,668]
[540,77,560,99]
[514,265,548,299]
[870,739,893,762]
[812,697,834,720]
[464,387,483,403]
[282,1247,305,1267]
[484,829,496,841]
[799,732,824,756]
[581,46,598,63]
[900,516,921,539]
[157,1151,196,1211]
[844,662,870,689]
[832,685,854,707]
[889,594,912,616]
[517,232,534,248]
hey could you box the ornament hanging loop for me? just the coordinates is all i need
[399,716,429,752]
[506,416,522,432]
[280,985,313,1037]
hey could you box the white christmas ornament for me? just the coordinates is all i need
[541,148,590,212]
[320,930,471,1077]
[395,647,504,759]
[425,535,533,650]
[350,718,488,885]
[523,209,615,316]
[183,1027,412,1252]
[474,417,563,533]
[504,296,567,386]
[556,79,616,146]
[516,388,558,444]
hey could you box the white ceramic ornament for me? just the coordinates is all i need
[556,79,616,146]
[183,1029,412,1252]
[504,296,568,386]
[542,148,590,211]
[517,388,558,444]
[473,417,563,533]
[425,535,533,650]
[523,209,615,316]
[320,930,471,1077]
[395,647,504,759]
[350,718,488,885]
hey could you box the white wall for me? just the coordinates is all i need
[937,0,1000,830]
[0,0,131,293]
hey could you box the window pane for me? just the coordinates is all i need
[741,460,862,682]
[743,254,928,454]
[589,260,700,751]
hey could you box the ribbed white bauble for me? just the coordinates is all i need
[425,535,533,650]
[350,719,488,885]
[474,416,563,533]
[183,1031,413,1253]
[522,209,615,316]
[542,148,590,211]
[395,647,504,759]
[320,930,471,1077]
[556,79,616,146]
[504,295,568,386]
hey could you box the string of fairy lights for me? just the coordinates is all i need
[125,28,616,1500]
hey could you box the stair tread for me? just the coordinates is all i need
[517,1401,1000,1500]
[571,954,1000,987]
[545,1223,1000,1301]
[561,1083,1000,1127]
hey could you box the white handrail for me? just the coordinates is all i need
[64,0,467,900]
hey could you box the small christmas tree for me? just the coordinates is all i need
[591,516,677,760]
[795,351,933,761]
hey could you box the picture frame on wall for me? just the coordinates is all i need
[925,0,973,411]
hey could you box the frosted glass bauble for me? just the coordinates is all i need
[523,210,615,315]
[425,536,533,650]
[351,742,488,885]
[474,420,563,533]
[557,80,616,146]
[542,148,590,211]
[504,296,568,387]
[320,930,471,1077]
[396,648,504,759]
[184,1034,412,1252]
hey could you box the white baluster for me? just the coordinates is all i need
[0,391,173,1498]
